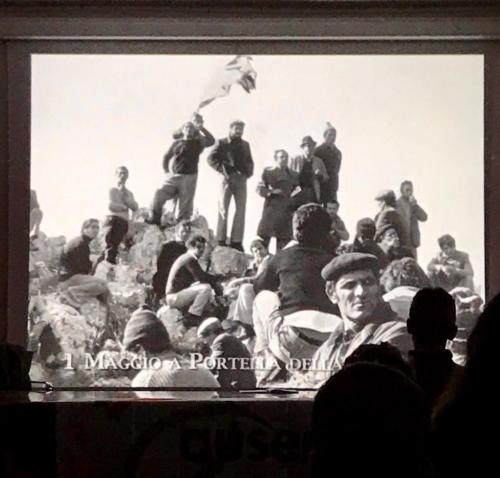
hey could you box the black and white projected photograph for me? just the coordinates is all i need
[27,54,484,390]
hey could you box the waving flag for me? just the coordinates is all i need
[197,55,257,111]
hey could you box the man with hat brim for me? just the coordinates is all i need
[290,136,328,207]
[197,317,257,390]
[374,189,408,247]
[207,119,254,252]
[314,122,342,203]
[308,252,412,385]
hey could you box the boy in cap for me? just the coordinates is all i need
[290,136,328,205]
[197,317,256,390]
[207,120,254,252]
[124,305,220,398]
[351,217,387,267]
[375,224,414,263]
[309,252,412,384]
[314,122,342,203]
[150,114,214,225]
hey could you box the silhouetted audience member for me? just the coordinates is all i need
[311,362,433,478]
[344,342,413,378]
[432,293,500,478]
[407,288,462,407]
[381,257,431,319]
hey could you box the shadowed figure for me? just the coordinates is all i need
[432,293,500,478]
[407,287,462,407]
[311,362,433,478]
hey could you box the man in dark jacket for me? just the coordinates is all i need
[256,149,299,251]
[58,218,110,309]
[152,220,191,306]
[165,234,221,326]
[374,189,407,246]
[314,123,342,203]
[150,114,214,225]
[197,317,257,390]
[207,120,254,252]
[351,218,388,269]
[252,203,339,372]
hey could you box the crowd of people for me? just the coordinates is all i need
[28,114,482,394]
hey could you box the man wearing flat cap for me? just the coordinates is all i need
[314,122,342,203]
[375,224,414,264]
[309,252,412,384]
[208,120,254,252]
[374,189,408,247]
[290,136,328,207]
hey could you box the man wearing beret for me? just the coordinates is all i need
[309,252,412,384]
[252,204,340,381]
[207,120,254,252]
[314,123,342,203]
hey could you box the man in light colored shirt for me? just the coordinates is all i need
[101,166,139,265]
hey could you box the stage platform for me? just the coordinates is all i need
[1,391,314,478]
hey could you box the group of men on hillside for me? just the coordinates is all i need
[28,114,477,389]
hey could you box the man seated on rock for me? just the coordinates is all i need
[124,305,220,398]
[309,253,412,385]
[406,287,463,407]
[165,234,222,327]
[252,203,339,379]
[375,224,414,264]
[427,234,474,291]
[225,238,273,327]
[58,218,110,313]
[152,220,191,307]
[197,317,257,390]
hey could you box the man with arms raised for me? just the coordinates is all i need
[310,253,412,384]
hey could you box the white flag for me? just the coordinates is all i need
[197,55,257,111]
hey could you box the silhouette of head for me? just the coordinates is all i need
[311,363,431,478]
[407,287,457,348]
[344,342,412,378]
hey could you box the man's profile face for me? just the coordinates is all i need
[330,269,380,323]
[229,123,245,138]
[382,229,400,248]
[250,242,268,263]
[275,151,288,169]
[326,202,339,217]
[401,183,413,199]
[190,241,206,258]
[83,222,100,239]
